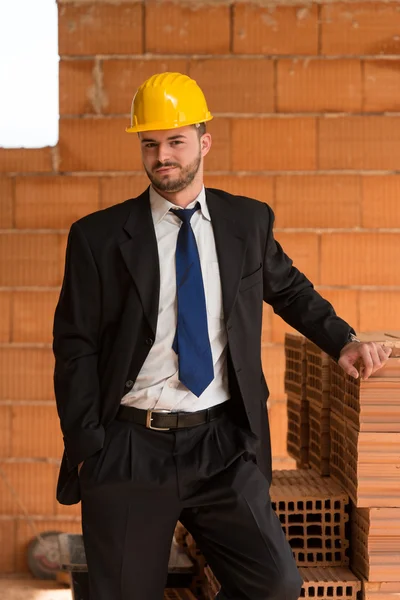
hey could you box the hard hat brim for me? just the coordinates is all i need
[126,114,213,134]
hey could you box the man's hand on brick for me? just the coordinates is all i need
[338,341,392,380]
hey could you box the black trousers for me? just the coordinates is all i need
[79,411,302,600]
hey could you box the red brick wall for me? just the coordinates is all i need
[1,0,400,572]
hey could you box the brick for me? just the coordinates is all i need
[204,175,274,206]
[287,393,309,466]
[12,291,60,344]
[317,289,360,334]
[274,232,320,283]
[284,335,309,466]
[204,118,231,171]
[306,339,331,407]
[321,233,400,286]
[272,455,296,470]
[58,3,143,56]
[362,175,400,228]
[271,470,349,567]
[0,178,13,228]
[262,303,272,343]
[100,175,149,208]
[103,58,188,115]
[233,4,318,55]
[300,567,361,599]
[59,118,142,172]
[145,2,230,54]
[275,175,361,229]
[271,311,297,344]
[352,507,400,582]
[359,291,400,332]
[0,291,11,343]
[0,520,15,573]
[0,406,11,457]
[11,405,63,458]
[15,518,82,572]
[319,117,400,170]
[0,148,52,174]
[59,233,69,280]
[189,59,274,114]
[269,399,289,458]
[261,344,285,401]
[308,402,331,477]
[0,233,62,286]
[232,118,316,171]
[277,59,362,113]
[284,333,306,400]
[0,347,54,401]
[363,581,400,600]
[15,176,99,229]
[321,3,400,56]
[364,60,400,112]
[275,289,359,344]
[59,59,97,115]
[0,463,55,515]
[346,426,400,507]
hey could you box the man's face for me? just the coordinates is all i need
[139,126,208,193]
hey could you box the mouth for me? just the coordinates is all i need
[155,166,177,174]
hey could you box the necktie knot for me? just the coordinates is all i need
[170,202,200,224]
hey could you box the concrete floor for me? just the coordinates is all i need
[0,577,72,600]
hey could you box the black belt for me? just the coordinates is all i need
[116,401,229,431]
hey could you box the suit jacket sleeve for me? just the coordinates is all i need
[262,204,355,360]
[53,222,105,470]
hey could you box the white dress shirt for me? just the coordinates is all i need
[120,185,230,412]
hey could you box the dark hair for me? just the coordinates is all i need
[194,123,206,137]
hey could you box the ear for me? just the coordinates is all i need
[200,133,212,157]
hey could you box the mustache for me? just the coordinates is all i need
[154,161,180,170]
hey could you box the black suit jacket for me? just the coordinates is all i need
[53,188,353,504]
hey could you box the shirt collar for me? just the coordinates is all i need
[149,185,211,226]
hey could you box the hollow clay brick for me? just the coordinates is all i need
[306,341,331,476]
[285,334,309,467]
[351,507,400,582]
[271,470,349,567]
[363,580,400,600]
[299,567,361,599]
[203,565,361,599]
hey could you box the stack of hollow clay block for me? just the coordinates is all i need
[329,332,400,600]
[285,330,400,600]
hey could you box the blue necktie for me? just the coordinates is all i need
[170,203,214,397]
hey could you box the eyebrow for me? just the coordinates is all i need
[140,135,186,143]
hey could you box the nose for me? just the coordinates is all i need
[157,143,171,164]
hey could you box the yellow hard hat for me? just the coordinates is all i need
[126,72,213,133]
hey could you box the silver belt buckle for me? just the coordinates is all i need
[146,409,171,431]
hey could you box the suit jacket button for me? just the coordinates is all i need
[146,337,154,346]
[125,380,134,388]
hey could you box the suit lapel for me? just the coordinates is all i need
[119,190,160,337]
[206,190,248,325]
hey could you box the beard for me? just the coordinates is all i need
[145,150,202,193]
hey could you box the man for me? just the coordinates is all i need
[53,72,391,600]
